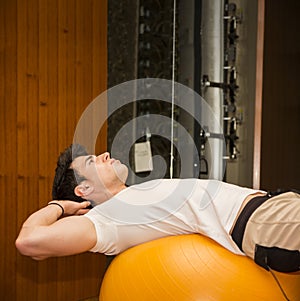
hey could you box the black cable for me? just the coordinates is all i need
[268,266,291,301]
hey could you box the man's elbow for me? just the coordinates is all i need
[15,236,46,260]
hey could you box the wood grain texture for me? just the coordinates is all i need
[253,0,265,189]
[0,0,107,300]
[260,0,300,190]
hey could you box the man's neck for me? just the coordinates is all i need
[93,183,128,205]
[109,183,128,197]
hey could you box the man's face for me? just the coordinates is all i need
[71,152,128,194]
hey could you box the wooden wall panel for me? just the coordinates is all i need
[0,0,108,300]
[252,0,265,189]
[260,0,300,190]
[0,1,18,300]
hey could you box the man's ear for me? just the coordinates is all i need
[74,181,94,197]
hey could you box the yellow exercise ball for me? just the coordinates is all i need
[99,234,300,301]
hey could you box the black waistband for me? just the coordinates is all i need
[232,189,300,252]
[231,194,270,252]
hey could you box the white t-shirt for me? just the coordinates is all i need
[84,179,263,256]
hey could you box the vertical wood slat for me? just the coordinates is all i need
[57,1,75,299]
[75,0,106,299]
[0,1,18,300]
[16,0,37,299]
[252,0,265,189]
[1,0,108,300]
[58,0,68,150]
[37,1,58,300]
[16,1,39,299]
[65,0,77,147]
[93,0,108,154]
[0,1,6,295]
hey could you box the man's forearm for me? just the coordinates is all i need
[22,204,63,228]
[16,204,64,257]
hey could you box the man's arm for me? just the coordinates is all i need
[15,201,97,260]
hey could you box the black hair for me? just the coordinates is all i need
[52,144,89,202]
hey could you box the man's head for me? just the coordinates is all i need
[52,144,128,206]
[52,144,89,203]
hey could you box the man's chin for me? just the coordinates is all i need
[114,164,128,184]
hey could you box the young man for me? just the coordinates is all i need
[16,144,300,273]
